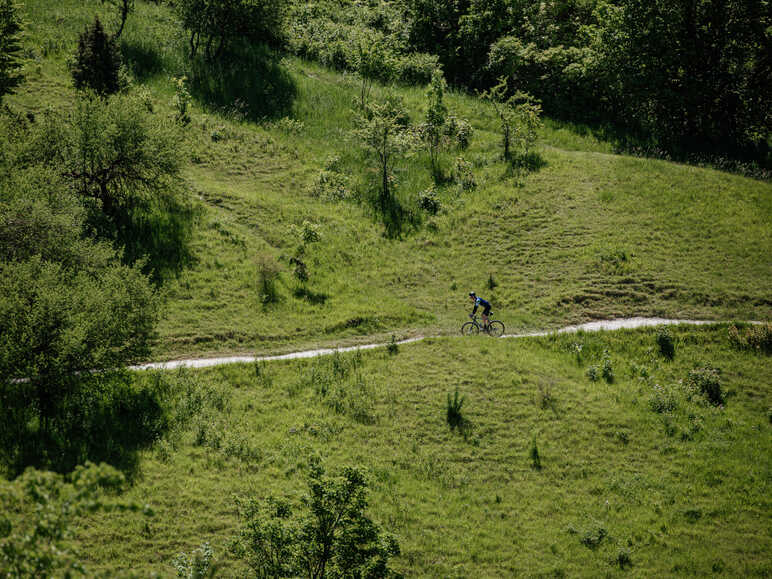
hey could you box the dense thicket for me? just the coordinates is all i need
[176,0,286,59]
[287,0,771,163]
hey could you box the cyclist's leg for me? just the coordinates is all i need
[482,306,491,328]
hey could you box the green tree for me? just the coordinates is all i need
[601,0,771,156]
[353,96,412,210]
[176,0,286,60]
[70,16,124,96]
[355,36,392,109]
[422,68,448,181]
[29,92,191,276]
[481,77,542,164]
[0,0,23,102]
[0,463,148,576]
[101,0,134,39]
[232,459,400,578]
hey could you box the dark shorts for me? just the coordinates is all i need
[482,305,491,316]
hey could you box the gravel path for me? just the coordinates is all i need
[132,317,723,371]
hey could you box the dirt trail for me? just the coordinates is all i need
[132,317,723,371]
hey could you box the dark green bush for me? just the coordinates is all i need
[686,366,724,406]
[656,327,675,360]
[232,459,400,577]
[71,16,125,96]
[418,188,441,215]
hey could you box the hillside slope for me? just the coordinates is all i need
[10,0,772,363]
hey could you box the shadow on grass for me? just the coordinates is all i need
[1,373,168,480]
[294,286,329,305]
[188,42,296,121]
[121,38,166,81]
[89,192,198,285]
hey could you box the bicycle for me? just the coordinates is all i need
[461,314,505,337]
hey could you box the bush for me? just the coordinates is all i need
[728,323,772,354]
[387,335,399,355]
[255,253,281,305]
[453,156,476,191]
[309,170,350,201]
[173,542,215,578]
[601,351,614,383]
[686,365,724,406]
[418,187,441,215]
[395,52,439,85]
[232,459,400,578]
[71,16,125,96]
[0,463,148,576]
[656,327,675,360]
[648,383,678,413]
[0,0,23,102]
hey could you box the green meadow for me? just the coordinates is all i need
[2,0,770,576]
[75,325,770,576]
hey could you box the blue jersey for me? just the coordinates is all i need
[472,297,491,313]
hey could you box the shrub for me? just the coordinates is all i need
[446,389,465,431]
[71,16,125,96]
[656,327,675,360]
[601,351,614,383]
[587,365,600,382]
[172,76,192,125]
[395,52,439,85]
[387,335,399,356]
[418,187,441,215]
[487,273,498,290]
[728,323,772,354]
[0,0,23,102]
[255,253,281,305]
[0,463,148,576]
[648,383,678,413]
[686,365,724,406]
[453,156,476,191]
[309,170,350,201]
[173,542,215,578]
[446,116,473,150]
[232,459,400,578]
[579,524,607,550]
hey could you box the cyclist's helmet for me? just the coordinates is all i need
[469,292,476,298]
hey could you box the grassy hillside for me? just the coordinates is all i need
[9,0,771,361]
[66,325,770,576]
[3,2,771,576]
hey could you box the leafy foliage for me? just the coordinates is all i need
[0,462,148,576]
[353,95,415,236]
[481,77,542,165]
[176,0,285,60]
[28,92,192,278]
[232,458,400,578]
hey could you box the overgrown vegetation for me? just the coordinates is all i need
[232,458,400,578]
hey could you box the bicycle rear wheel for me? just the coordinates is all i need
[487,321,505,337]
[461,322,480,336]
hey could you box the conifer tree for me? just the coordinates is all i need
[71,16,123,96]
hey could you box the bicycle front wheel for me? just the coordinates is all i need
[461,322,480,336]
[487,321,505,337]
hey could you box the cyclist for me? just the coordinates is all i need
[468,292,492,329]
